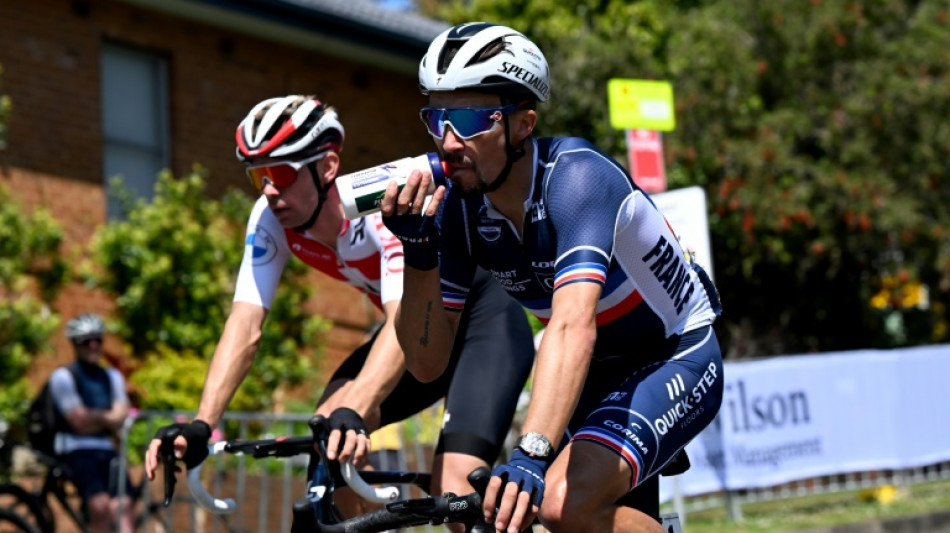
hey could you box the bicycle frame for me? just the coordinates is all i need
[0,453,86,533]
[42,462,86,531]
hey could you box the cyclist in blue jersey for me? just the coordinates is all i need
[380,23,724,533]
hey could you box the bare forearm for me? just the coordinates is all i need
[195,304,264,426]
[341,311,406,418]
[521,284,600,447]
[394,267,458,382]
[195,344,256,426]
[67,403,128,434]
[107,401,130,430]
[522,321,594,448]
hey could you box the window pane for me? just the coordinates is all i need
[104,144,165,217]
[100,42,169,218]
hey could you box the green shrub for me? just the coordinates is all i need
[84,169,329,416]
[0,186,67,427]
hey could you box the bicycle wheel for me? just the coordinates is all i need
[0,508,39,533]
[0,484,50,533]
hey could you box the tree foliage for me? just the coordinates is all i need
[668,1,950,354]
[0,186,68,422]
[84,170,330,412]
[425,0,950,357]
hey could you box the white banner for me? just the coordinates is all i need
[660,344,950,500]
[652,186,714,281]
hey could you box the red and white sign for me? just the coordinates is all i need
[626,129,666,193]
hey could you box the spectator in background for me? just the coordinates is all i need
[52,313,134,533]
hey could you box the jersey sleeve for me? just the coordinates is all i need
[368,213,405,306]
[437,188,478,312]
[233,196,292,309]
[50,367,82,414]
[545,147,634,291]
[106,368,130,405]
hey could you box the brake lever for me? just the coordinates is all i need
[308,415,334,472]
[160,436,178,508]
[467,466,491,497]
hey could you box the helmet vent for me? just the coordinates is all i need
[437,41,462,75]
[467,38,508,68]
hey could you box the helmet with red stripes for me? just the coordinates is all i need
[235,95,344,161]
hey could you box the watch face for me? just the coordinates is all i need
[519,433,553,458]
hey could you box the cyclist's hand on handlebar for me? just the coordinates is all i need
[325,407,371,466]
[144,435,176,481]
[484,449,549,533]
[144,420,213,480]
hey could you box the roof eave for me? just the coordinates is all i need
[115,0,444,74]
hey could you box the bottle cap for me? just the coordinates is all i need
[427,152,448,186]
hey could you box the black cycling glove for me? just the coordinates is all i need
[382,211,440,271]
[326,407,368,458]
[327,407,367,436]
[155,420,212,469]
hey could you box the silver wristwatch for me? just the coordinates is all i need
[516,432,554,460]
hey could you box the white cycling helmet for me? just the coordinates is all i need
[235,95,344,161]
[65,313,106,342]
[419,23,550,103]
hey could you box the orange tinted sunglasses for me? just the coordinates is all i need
[245,152,326,191]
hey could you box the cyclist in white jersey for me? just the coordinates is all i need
[143,95,535,528]
[379,24,724,533]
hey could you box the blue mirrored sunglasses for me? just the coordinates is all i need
[419,104,520,140]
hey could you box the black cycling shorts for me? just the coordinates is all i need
[329,268,535,464]
[61,449,133,500]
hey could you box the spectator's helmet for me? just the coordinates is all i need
[235,95,344,161]
[419,23,550,104]
[234,95,345,231]
[65,313,106,343]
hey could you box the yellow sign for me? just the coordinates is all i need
[607,79,676,131]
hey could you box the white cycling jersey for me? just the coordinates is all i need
[234,196,404,310]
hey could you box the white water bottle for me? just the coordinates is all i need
[336,153,448,220]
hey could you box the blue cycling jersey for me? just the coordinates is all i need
[436,136,724,495]
[438,137,720,352]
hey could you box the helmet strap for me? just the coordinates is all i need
[484,114,527,193]
[293,161,329,232]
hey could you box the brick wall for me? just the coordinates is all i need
[0,0,435,391]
